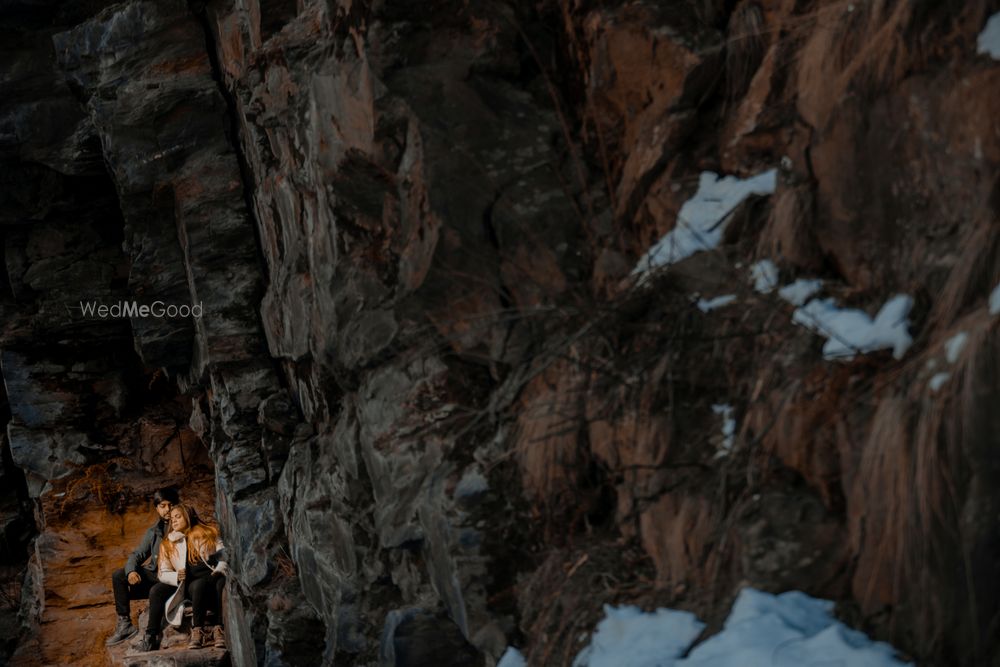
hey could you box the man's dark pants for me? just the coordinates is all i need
[111,567,159,618]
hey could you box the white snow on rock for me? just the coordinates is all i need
[778,278,823,306]
[697,295,738,313]
[573,589,910,667]
[925,331,969,392]
[633,170,777,277]
[677,589,912,667]
[943,331,968,364]
[990,281,1000,315]
[750,260,779,293]
[711,404,736,456]
[978,12,1000,59]
[454,468,489,499]
[929,372,951,393]
[792,295,914,361]
[572,605,705,667]
[497,647,527,667]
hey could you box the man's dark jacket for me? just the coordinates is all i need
[125,520,168,574]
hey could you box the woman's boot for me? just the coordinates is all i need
[187,626,204,649]
[211,625,226,649]
[135,632,161,652]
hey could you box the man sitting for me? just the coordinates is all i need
[105,486,180,645]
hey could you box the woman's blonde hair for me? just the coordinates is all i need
[158,504,220,565]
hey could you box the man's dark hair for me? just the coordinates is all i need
[152,487,180,505]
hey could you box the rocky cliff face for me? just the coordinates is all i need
[1,0,999,665]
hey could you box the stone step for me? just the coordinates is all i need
[112,646,229,667]
[107,624,230,667]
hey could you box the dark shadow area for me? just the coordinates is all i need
[0,386,36,663]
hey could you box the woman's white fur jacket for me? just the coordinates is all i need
[157,530,228,627]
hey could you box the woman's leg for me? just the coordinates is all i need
[188,575,212,628]
[213,575,225,627]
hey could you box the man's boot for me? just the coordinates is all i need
[106,616,138,645]
[187,626,204,649]
[135,632,161,652]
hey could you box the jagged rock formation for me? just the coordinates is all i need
[1,1,999,666]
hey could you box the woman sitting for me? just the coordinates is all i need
[158,504,229,649]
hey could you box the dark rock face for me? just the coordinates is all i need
[0,439,32,563]
[1,1,999,666]
[0,407,35,664]
[382,608,482,667]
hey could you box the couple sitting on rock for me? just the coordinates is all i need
[106,487,228,652]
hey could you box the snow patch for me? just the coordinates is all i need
[926,333,967,392]
[497,647,527,667]
[944,331,968,364]
[792,295,914,361]
[572,589,911,667]
[697,295,737,313]
[778,278,823,306]
[573,605,705,667]
[750,260,779,293]
[455,468,489,499]
[929,373,951,393]
[990,281,1000,315]
[978,12,1000,59]
[633,170,777,276]
[712,404,736,456]
[678,589,912,667]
